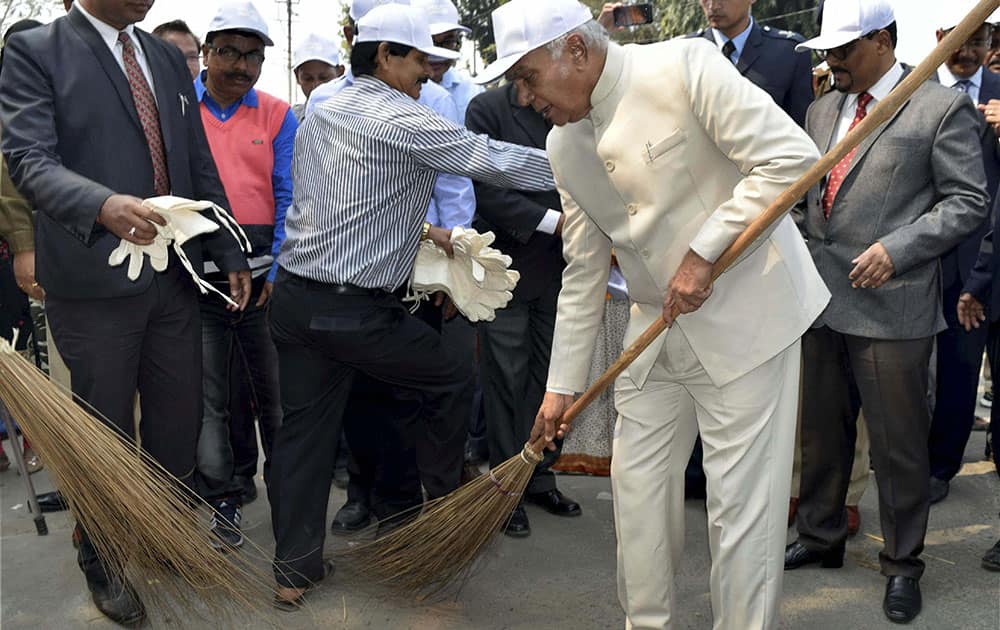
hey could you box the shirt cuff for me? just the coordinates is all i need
[546,386,576,396]
[535,209,562,234]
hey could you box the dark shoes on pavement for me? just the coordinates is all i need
[331,500,370,534]
[784,541,845,569]
[524,489,582,517]
[209,498,244,550]
[273,560,335,612]
[928,476,949,505]
[90,579,146,627]
[883,576,921,624]
[37,490,68,513]
[504,505,530,538]
[983,538,1000,571]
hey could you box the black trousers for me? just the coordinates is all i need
[46,264,202,587]
[268,271,465,587]
[928,281,989,482]
[796,326,932,579]
[479,285,561,494]
[988,321,1000,476]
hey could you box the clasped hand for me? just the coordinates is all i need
[663,249,713,326]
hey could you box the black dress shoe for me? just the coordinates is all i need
[524,489,582,517]
[784,541,844,569]
[982,538,1000,571]
[331,501,370,534]
[504,505,530,538]
[36,490,68,513]
[928,476,949,505]
[237,476,258,505]
[89,580,146,626]
[883,576,921,624]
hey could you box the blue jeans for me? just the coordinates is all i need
[195,279,281,501]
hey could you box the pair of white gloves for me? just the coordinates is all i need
[407,227,520,323]
[107,196,251,307]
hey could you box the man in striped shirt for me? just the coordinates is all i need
[269,5,554,607]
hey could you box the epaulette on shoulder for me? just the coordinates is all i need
[761,25,806,43]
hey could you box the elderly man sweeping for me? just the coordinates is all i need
[478,1,830,628]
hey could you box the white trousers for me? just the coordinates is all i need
[612,327,800,630]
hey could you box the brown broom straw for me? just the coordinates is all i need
[0,338,288,626]
[335,0,1000,598]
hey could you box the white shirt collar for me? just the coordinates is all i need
[75,1,137,50]
[864,61,904,104]
[937,65,983,92]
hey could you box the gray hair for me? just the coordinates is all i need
[544,20,609,58]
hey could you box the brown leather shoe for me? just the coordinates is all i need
[846,505,860,536]
[788,497,799,527]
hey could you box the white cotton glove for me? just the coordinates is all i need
[107,196,251,307]
[408,227,520,322]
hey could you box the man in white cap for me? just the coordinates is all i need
[483,0,828,628]
[192,0,296,550]
[291,33,343,122]
[412,0,483,120]
[269,3,554,608]
[927,2,1000,508]
[788,0,988,624]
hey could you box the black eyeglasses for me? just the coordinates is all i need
[432,34,462,51]
[211,45,265,67]
[820,30,879,61]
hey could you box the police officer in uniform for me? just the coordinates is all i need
[686,0,813,126]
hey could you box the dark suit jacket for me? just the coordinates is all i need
[465,84,564,302]
[688,22,813,126]
[0,7,247,299]
[963,71,1000,320]
[940,70,1000,295]
[793,67,989,339]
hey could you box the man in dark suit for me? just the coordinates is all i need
[687,0,813,126]
[787,2,988,623]
[0,0,250,624]
[465,83,580,537]
[928,15,1000,504]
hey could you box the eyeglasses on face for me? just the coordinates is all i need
[820,30,880,61]
[211,45,265,67]
[433,34,462,51]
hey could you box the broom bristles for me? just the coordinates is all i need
[334,446,543,597]
[0,339,293,626]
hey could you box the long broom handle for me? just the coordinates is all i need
[526,0,1000,456]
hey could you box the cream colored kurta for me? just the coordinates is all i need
[544,39,831,630]
[546,40,829,394]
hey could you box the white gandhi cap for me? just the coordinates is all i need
[356,4,461,60]
[410,0,472,36]
[474,0,593,85]
[206,0,274,47]
[350,0,411,21]
[796,0,894,53]
[938,1,1000,31]
[293,33,342,72]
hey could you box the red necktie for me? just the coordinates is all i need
[118,31,169,196]
[822,92,873,219]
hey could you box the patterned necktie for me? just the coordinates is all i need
[822,92,873,219]
[117,31,169,196]
[722,40,737,64]
[953,79,972,93]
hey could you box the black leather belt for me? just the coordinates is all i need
[277,269,388,297]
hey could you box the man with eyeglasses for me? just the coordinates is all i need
[926,4,1000,511]
[787,0,989,623]
[192,0,296,550]
[412,0,483,120]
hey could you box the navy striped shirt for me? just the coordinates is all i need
[279,75,555,290]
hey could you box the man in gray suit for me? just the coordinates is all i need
[785,0,989,624]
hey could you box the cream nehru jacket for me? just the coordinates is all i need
[546,39,830,392]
